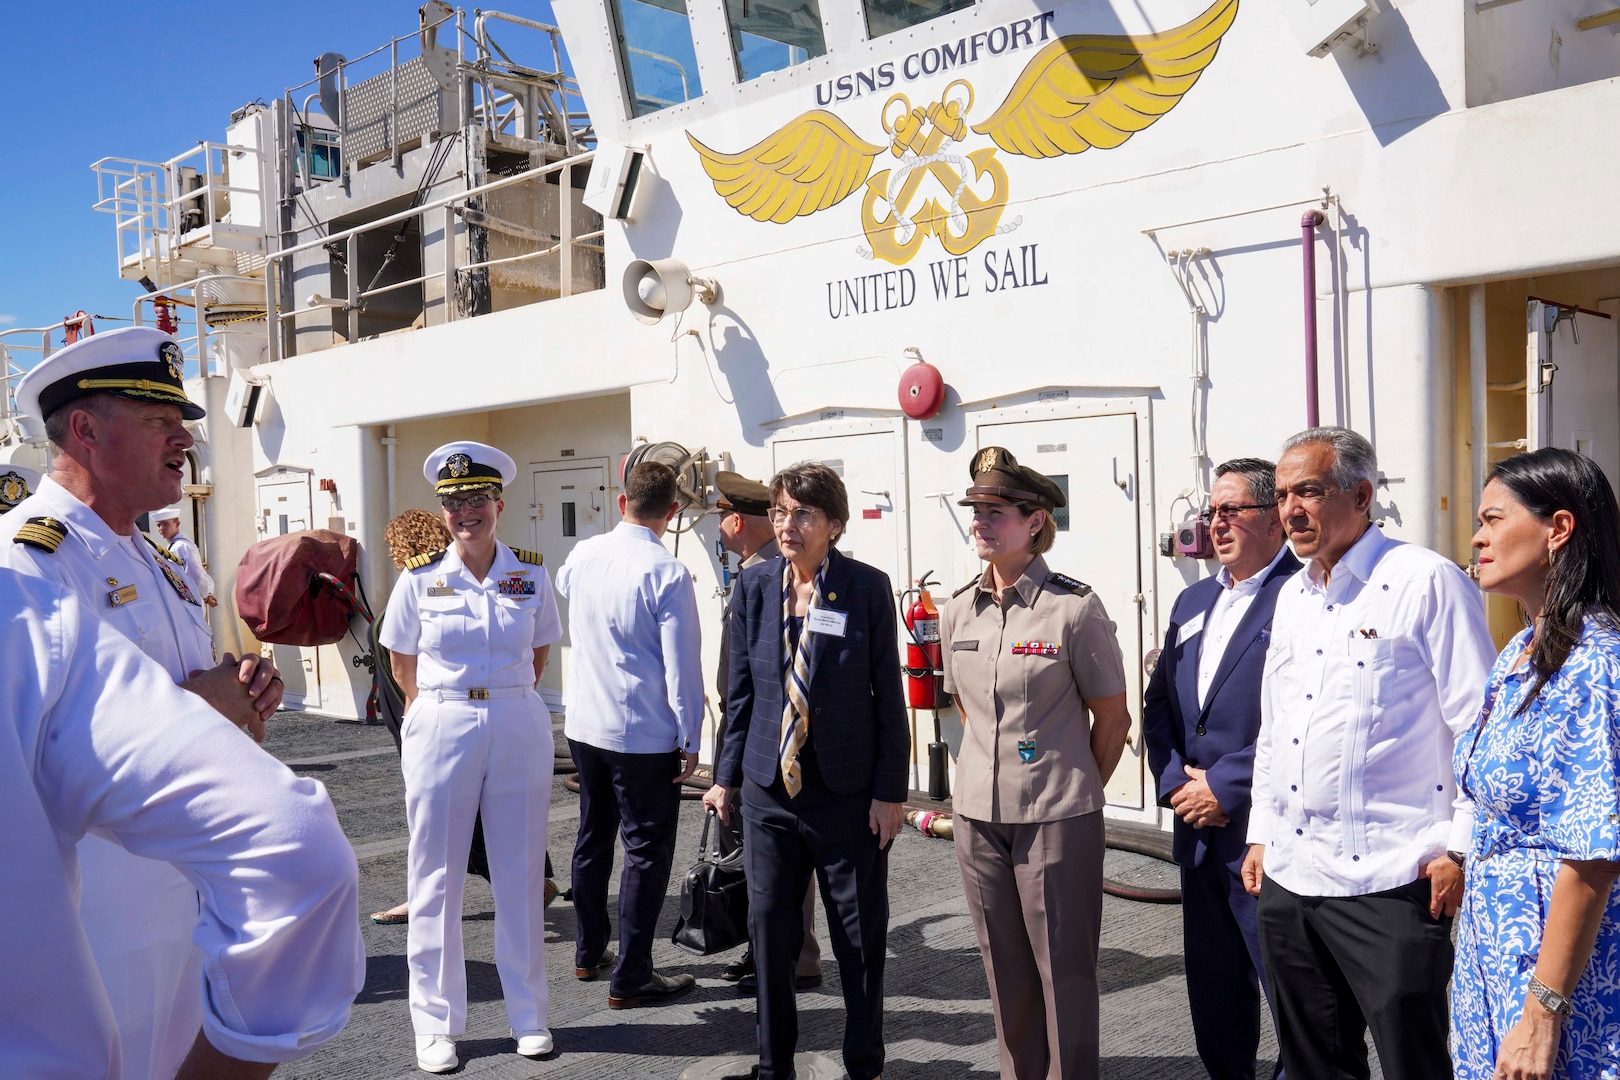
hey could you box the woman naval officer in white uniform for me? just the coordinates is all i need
[381,441,563,1073]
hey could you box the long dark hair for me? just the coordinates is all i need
[1486,448,1620,712]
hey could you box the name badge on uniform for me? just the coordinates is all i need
[427,586,458,597]
[807,608,848,637]
[951,640,979,651]
[1017,738,1037,763]
[108,584,138,607]
[1011,641,1060,657]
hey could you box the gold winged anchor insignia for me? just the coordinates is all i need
[687,0,1237,265]
[973,0,1239,158]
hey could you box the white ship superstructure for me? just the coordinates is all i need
[83,0,1620,823]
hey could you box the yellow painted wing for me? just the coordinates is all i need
[972,0,1239,159]
[688,111,885,224]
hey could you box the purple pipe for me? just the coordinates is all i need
[1302,209,1326,427]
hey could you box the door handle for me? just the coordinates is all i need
[1112,458,1130,492]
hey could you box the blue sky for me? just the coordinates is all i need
[0,1,560,354]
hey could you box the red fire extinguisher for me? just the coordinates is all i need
[902,572,952,800]
[902,574,942,709]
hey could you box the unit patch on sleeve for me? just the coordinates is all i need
[14,516,67,553]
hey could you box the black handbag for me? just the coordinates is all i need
[672,810,750,956]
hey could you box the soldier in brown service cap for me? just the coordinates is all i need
[940,446,1132,1080]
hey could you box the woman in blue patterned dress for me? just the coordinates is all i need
[1455,447,1620,1080]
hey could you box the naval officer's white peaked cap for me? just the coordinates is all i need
[150,507,182,523]
[424,441,517,495]
[16,325,205,422]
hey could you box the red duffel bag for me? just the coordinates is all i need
[234,529,362,646]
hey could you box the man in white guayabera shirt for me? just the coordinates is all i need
[1242,426,1495,1080]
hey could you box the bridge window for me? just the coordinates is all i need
[725,0,827,83]
[610,0,705,116]
[864,0,976,40]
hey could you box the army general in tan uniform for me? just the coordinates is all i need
[941,447,1132,1080]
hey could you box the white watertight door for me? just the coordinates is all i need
[772,432,906,598]
[256,472,312,539]
[255,469,316,710]
[976,413,1145,810]
[532,463,610,707]
[1526,298,1620,492]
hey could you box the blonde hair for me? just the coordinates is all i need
[385,509,451,569]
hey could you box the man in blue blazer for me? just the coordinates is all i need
[1144,458,1299,1080]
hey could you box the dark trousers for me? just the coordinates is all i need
[1257,877,1452,1080]
[1182,851,1281,1080]
[568,739,680,993]
[742,781,888,1080]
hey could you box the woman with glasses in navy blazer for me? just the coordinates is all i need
[704,461,909,1080]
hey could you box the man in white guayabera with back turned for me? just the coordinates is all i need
[2,326,293,1080]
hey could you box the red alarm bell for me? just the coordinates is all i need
[898,358,945,420]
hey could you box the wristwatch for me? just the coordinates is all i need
[1528,974,1574,1019]
[1446,850,1466,869]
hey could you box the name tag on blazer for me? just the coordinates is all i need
[1176,610,1205,644]
[807,608,848,637]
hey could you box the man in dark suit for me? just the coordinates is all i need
[1144,458,1299,1080]
[704,462,909,1080]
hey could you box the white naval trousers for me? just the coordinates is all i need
[77,833,204,1080]
[403,688,554,1035]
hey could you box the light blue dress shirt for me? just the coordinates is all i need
[556,521,704,754]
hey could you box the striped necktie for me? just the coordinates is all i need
[779,556,829,797]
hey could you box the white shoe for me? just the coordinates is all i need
[415,1034,458,1073]
[514,1029,554,1057]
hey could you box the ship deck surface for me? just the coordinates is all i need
[263,713,1313,1078]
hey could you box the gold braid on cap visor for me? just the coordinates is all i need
[75,378,193,405]
[436,475,505,494]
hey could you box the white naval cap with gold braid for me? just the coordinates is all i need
[423,441,517,495]
[16,325,204,422]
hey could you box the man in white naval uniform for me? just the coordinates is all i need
[151,506,217,607]
[4,326,286,1080]
[0,568,363,1078]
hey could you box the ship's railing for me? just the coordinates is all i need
[263,149,601,361]
[282,6,590,183]
[128,274,269,379]
[90,141,266,281]
[0,315,95,423]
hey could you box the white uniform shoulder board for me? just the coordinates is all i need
[14,516,67,554]
[1047,572,1092,596]
[144,534,184,567]
[512,547,543,566]
[405,548,446,571]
